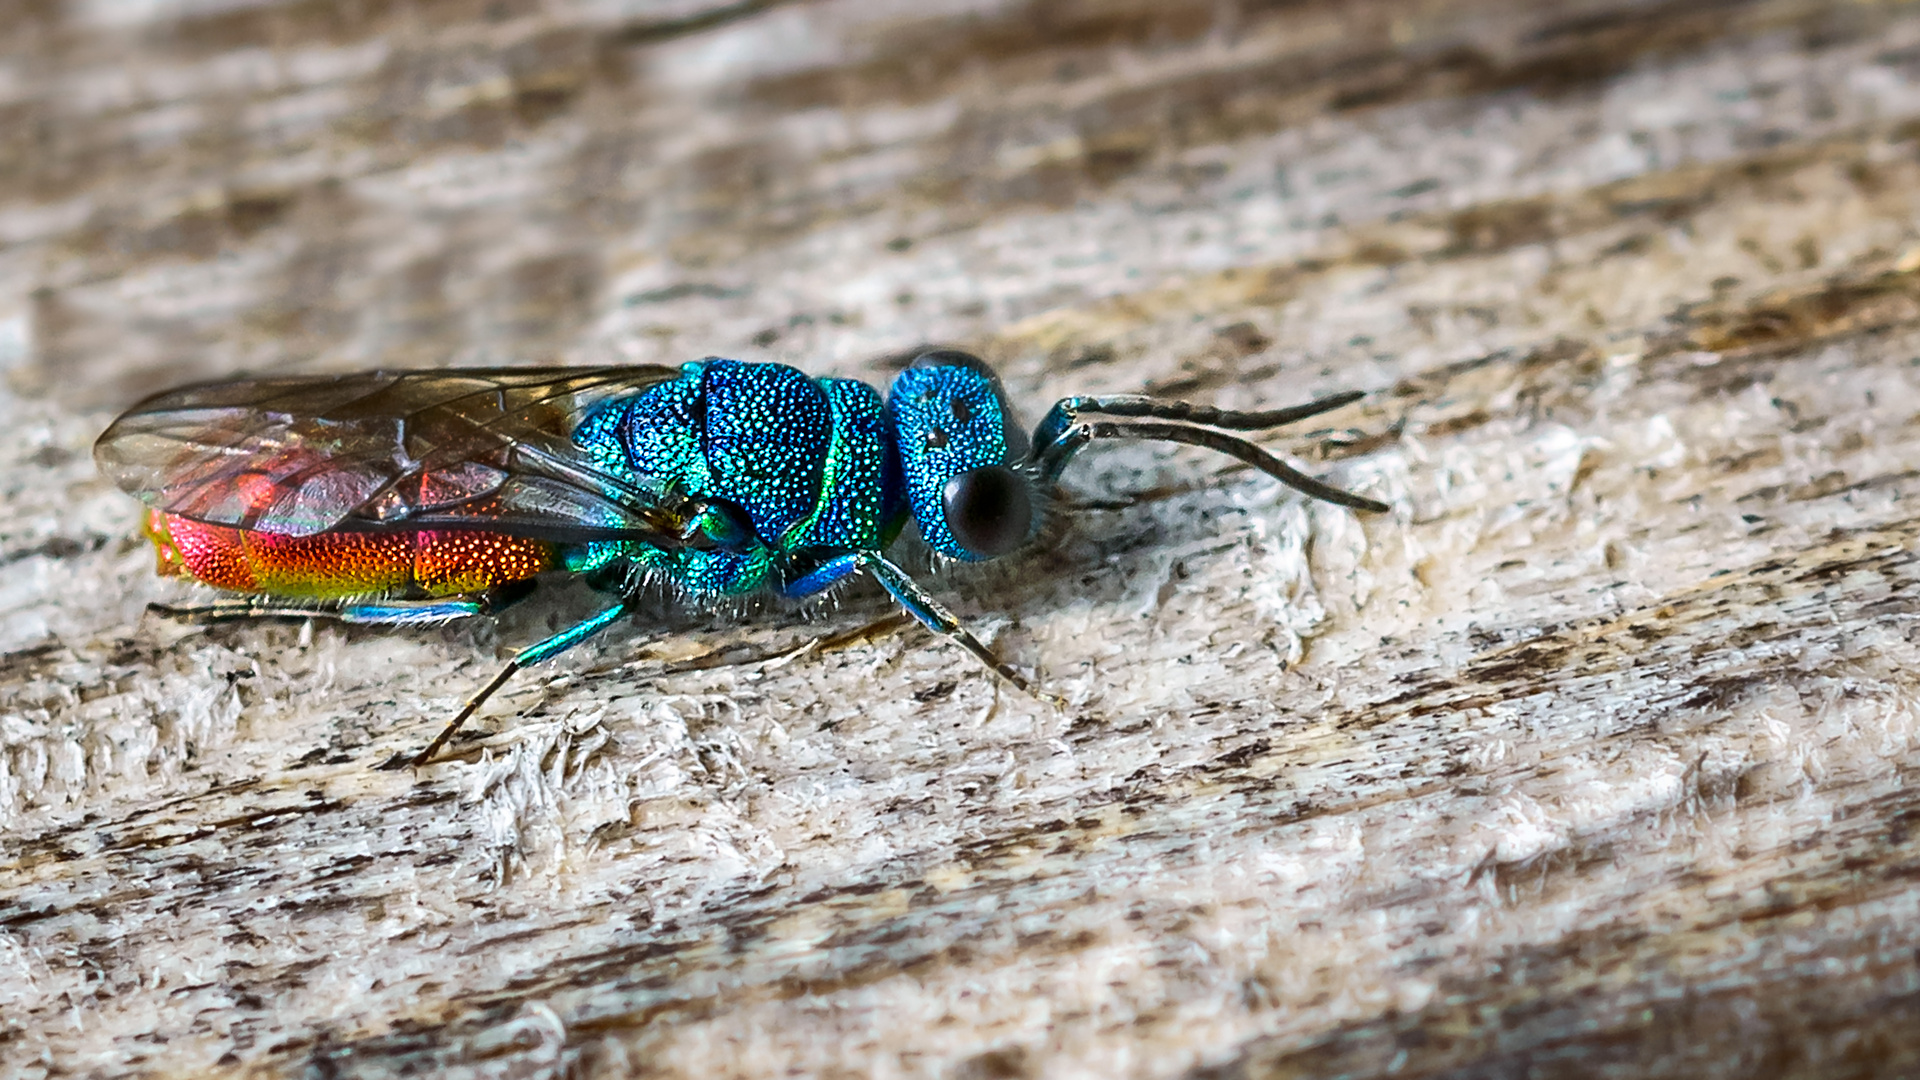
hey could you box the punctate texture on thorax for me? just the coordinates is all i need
[570,359,902,596]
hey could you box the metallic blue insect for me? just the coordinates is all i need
[95,349,1387,764]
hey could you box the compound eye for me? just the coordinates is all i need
[942,465,1033,559]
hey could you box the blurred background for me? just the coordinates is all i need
[6,1,1920,1077]
[16,0,1911,409]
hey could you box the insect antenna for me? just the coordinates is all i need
[1029,391,1388,513]
[1038,388,1366,434]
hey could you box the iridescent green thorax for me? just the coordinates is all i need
[570,359,902,596]
[787,378,898,551]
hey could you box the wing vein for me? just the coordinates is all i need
[95,365,683,540]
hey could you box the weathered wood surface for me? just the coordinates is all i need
[5,0,1920,1076]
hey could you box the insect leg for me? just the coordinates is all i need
[342,580,537,623]
[151,581,536,626]
[782,553,864,599]
[337,600,487,625]
[151,596,487,624]
[148,598,342,623]
[858,553,1065,707]
[411,600,631,768]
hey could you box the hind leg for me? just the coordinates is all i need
[150,580,537,626]
[409,599,632,768]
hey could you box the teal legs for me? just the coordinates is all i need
[160,554,1051,766]
[783,553,864,598]
[412,600,632,767]
[150,581,537,626]
[148,585,633,767]
[784,551,1062,705]
[151,596,487,625]
[859,553,1063,706]
[513,601,633,666]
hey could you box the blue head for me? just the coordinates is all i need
[886,350,1036,562]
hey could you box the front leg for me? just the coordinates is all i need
[782,553,866,600]
[857,552,1065,707]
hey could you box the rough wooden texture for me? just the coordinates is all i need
[5,0,1920,1076]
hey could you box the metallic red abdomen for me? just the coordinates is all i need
[145,511,555,600]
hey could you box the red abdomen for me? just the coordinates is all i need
[145,511,555,600]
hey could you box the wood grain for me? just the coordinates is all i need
[4,1,1920,1076]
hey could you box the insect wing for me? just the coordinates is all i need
[95,367,684,542]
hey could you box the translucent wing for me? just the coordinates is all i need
[95,366,688,541]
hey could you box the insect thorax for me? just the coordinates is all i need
[568,359,905,597]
